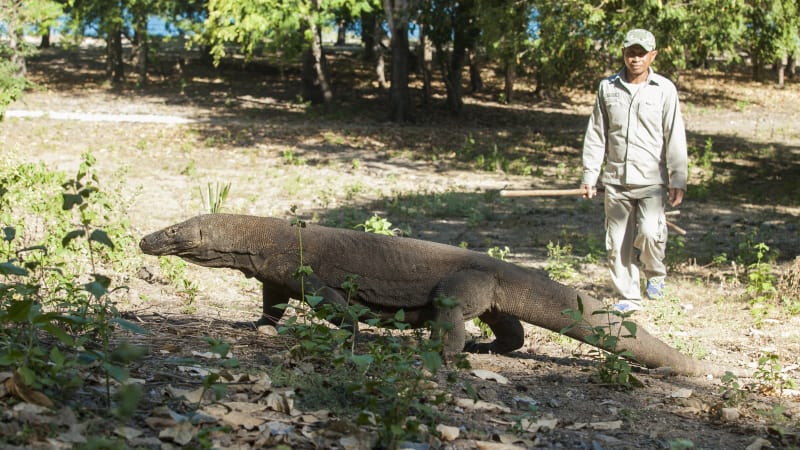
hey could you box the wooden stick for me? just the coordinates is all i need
[666,221,687,236]
[499,188,592,197]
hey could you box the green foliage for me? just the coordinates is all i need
[281,149,307,166]
[561,297,640,387]
[742,242,778,325]
[386,190,492,227]
[487,245,510,261]
[753,352,797,397]
[688,138,718,200]
[201,181,231,214]
[356,214,396,236]
[276,219,467,447]
[203,0,376,64]
[0,60,29,119]
[544,241,580,281]
[0,155,145,413]
[719,371,749,407]
[669,439,696,450]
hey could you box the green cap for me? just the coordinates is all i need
[623,29,656,52]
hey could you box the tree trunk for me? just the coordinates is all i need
[468,49,483,93]
[503,59,515,103]
[445,38,466,114]
[776,54,787,88]
[383,0,414,122]
[302,24,332,104]
[420,25,433,105]
[39,28,51,49]
[336,20,347,46]
[132,10,149,85]
[106,25,125,83]
[443,0,477,115]
[8,28,26,76]
[361,10,377,61]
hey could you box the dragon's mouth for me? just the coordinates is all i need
[139,233,200,256]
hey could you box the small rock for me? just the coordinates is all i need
[720,407,740,421]
[397,441,429,450]
[436,424,460,441]
[512,396,538,410]
[669,388,693,398]
[257,325,278,336]
[745,437,773,450]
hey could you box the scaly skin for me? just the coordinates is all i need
[140,214,730,376]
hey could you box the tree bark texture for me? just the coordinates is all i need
[106,25,125,83]
[383,0,414,122]
[302,20,332,104]
[420,25,433,105]
[132,8,149,85]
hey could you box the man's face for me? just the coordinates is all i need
[623,45,657,79]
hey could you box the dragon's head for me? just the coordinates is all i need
[139,215,236,267]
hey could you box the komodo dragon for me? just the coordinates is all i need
[139,213,727,377]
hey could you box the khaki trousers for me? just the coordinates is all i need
[604,184,668,300]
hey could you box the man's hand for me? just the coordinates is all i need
[669,188,685,207]
[581,184,597,199]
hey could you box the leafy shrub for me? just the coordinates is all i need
[561,297,639,387]
[274,214,468,447]
[0,59,29,119]
[0,154,145,412]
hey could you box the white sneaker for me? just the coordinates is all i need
[613,300,643,313]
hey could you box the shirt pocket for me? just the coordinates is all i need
[637,94,663,123]
[604,92,628,132]
[635,95,665,148]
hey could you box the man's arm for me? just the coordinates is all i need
[581,83,608,198]
[662,84,688,192]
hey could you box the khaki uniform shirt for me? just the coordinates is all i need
[582,68,688,190]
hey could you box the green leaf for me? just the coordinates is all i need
[78,186,99,198]
[421,351,442,373]
[89,229,115,249]
[111,318,150,335]
[6,299,34,322]
[103,362,129,382]
[209,383,228,400]
[2,227,15,242]
[17,366,37,386]
[621,321,638,338]
[561,308,584,323]
[41,323,75,346]
[50,347,66,366]
[0,261,28,276]
[394,309,405,322]
[62,229,85,247]
[62,193,83,210]
[306,295,324,307]
[83,280,108,300]
[349,353,374,371]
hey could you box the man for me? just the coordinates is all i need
[580,28,688,312]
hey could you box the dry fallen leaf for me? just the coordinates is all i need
[471,369,509,384]
[159,421,196,445]
[265,390,296,414]
[475,440,527,450]
[165,384,206,403]
[115,426,144,440]
[454,397,511,413]
[6,371,54,407]
[589,420,623,431]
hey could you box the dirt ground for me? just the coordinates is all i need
[2,46,800,449]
